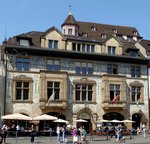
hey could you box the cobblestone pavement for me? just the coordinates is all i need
[5,134,150,144]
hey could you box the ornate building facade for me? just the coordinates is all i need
[1,13,150,131]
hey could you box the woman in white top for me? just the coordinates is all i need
[56,124,60,143]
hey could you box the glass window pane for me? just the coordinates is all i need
[16,89,22,100]
[88,91,92,101]
[54,40,58,49]
[23,89,29,100]
[87,45,90,52]
[82,44,85,52]
[91,45,95,53]
[54,90,59,100]
[88,85,93,90]
[76,91,80,101]
[76,66,81,74]
[23,82,29,88]
[76,84,80,90]
[54,82,60,88]
[49,40,53,48]
[16,82,22,87]
[82,91,86,101]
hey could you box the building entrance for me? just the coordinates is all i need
[77,112,92,134]
[132,113,140,129]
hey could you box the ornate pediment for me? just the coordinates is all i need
[129,81,143,87]
[13,75,33,81]
[73,77,96,84]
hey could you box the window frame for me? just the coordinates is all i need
[107,64,118,74]
[75,62,93,75]
[131,66,141,77]
[47,81,60,101]
[48,40,58,49]
[109,84,120,101]
[47,59,60,71]
[16,57,30,71]
[108,46,116,55]
[13,77,33,102]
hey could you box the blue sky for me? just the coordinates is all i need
[0,0,150,44]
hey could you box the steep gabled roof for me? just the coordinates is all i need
[41,26,65,39]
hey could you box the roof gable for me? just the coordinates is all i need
[41,26,65,39]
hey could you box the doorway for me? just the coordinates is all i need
[132,113,140,129]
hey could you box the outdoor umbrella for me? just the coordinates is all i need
[121,119,135,123]
[98,119,111,123]
[33,114,57,142]
[75,119,88,122]
[1,113,32,120]
[53,118,68,123]
[33,114,57,121]
[1,113,32,143]
[111,119,123,123]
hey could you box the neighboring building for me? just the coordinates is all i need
[0,45,5,126]
[2,12,149,132]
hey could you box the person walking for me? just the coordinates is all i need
[56,124,60,143]
[80,126,87,143]
[62,125,66,143]
[1,123,8,144]
[30,124,36,144]
[142,124,147,138]
[72,127,78,144]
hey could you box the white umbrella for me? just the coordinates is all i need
[53,118,68,123]
[111,119,123,123]
[75,119,88,122]
[98,119,111,123]
[1,113,32,120]
[1,113,32,144]
[121,119,135,123]
[33,114,57,121]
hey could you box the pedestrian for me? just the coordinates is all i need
[56,124,60,143]
[116,124,123,142]
[62,125,66,143]
[30,124,36,144]
[1,123,8,144]
[142,123,147,138]
[80,126,87,143]
[16,124,20,136]
[72,127,78,144]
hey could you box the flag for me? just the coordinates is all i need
[112,95,120,104]
[47,92,55,105]
[137,99,140,106]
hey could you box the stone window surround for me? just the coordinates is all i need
[73,78,96,103]
[129,81,144,103]
[12,75,33,103]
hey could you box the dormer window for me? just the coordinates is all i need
[128,37,133,42]
[108,46,116,55]
[101,34,107,39]
[49,40,58,49]
[123,35,127,40]
[133,31,138,36]
[112,29,118,34]
[83,33,88,37]
[91,27,96,31]
[129,51,138,57]
[19,39,30,47]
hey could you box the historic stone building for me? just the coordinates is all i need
[1,12,150,132]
